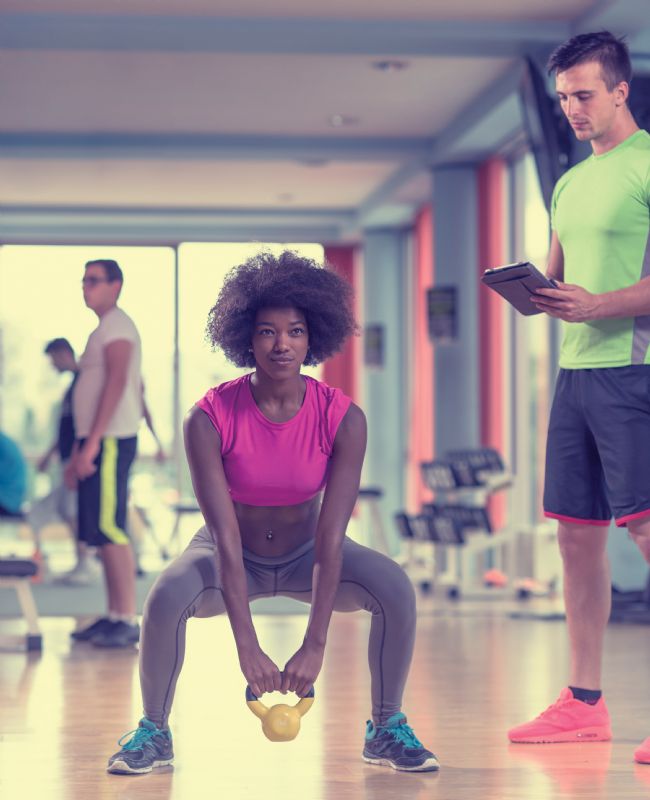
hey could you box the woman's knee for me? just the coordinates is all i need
[144,568,200,622]
[388,562,416,615]
[364,558,416,618]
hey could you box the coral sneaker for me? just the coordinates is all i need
[634,737,650,764]
[508,688,612,744]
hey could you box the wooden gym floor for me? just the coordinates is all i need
[2,609,650,800]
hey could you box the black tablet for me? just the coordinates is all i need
[481,261,557,316]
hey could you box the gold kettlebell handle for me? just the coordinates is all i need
[246,686,316,716]
[245,685,315,718]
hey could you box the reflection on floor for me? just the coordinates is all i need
[1,612,650,799]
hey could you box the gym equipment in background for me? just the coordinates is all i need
[396,447,557,601]
[0,511,43,651]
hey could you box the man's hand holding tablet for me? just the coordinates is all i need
[481,262,560,316]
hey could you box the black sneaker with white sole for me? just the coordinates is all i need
[363,713,439,772]
[107,718,173,774]
[92,620,140,648]
[70,617,112,641]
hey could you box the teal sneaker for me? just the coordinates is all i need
[363,713,439,772]
[107,718,173,774]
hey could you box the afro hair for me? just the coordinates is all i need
[206,250,358,368]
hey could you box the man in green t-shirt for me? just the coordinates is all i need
[507,31,650,763]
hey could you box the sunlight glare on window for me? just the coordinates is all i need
[0,245,174,458]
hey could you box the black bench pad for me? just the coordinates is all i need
[0,559,38,578]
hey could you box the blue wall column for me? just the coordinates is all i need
[432,166,480,456]
[361,229,409,551]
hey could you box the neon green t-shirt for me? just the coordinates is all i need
[552,129,650,368]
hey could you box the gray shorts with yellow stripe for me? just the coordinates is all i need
[77,436,137,546]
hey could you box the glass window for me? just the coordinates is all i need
[521,156,552,520]
[508,155,552,523]
[1,242,327,504]
[0,245,175,463]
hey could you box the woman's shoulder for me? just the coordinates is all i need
[305,375,360,453]
[195,373,251,436]
[190,374,250,447]
[202,373,251,406]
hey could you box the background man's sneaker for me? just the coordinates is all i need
[363,713,440,772]
[55,559,101,586]
[508,688,612,743]
[70,617,112,641]
[107,718,173,774]
[634,737,650,764]
[92,620,140,648]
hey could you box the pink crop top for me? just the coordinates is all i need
[196,373,352,506]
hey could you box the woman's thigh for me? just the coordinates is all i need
[336,538,415,613]
[276,537,414,612]
[145,526,274,619]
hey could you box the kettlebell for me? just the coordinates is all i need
[245,685,315,742]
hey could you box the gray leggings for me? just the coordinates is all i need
[140,526,417,727]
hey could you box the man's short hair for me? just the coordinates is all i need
[85,259,123,283]
[44,337,74,356]
[547,30,632,91]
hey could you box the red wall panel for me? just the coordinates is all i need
[322,246,359,402]
[478,158,507,528]
[407,205,435,512]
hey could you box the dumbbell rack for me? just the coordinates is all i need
[398,448,519,600]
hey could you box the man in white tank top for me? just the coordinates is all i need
[66,259,142,648]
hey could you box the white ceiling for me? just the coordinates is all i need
[0,0,646,243]
[0,0,596,22]
[0,51,512,136]
[0,159,397,208]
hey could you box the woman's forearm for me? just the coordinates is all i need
[216,544,259,650]
[304,545,343,647]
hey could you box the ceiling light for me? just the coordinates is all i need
[372,59,409,73]
[329,114,359,128]
[296,158,330,167]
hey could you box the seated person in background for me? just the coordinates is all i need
[0,431,27,517]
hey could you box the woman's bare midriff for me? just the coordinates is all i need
[234,495,321,556]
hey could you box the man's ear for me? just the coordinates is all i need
[615,80,629,106]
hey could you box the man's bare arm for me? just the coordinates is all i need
[546,231,564,282]
[74,339,132,479]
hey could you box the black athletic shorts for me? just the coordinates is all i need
[77,436,137,546]
[544,366,650,528]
